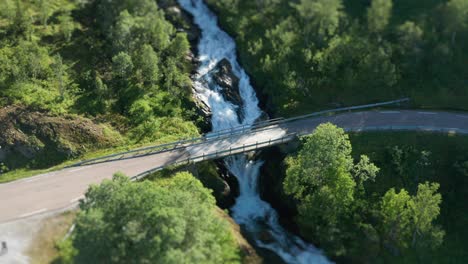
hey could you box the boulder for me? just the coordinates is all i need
[258,230,275,244]
[211,59,243,106]
[191,91,212,132]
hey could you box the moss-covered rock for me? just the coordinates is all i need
[0,105,122,169]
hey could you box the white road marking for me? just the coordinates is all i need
[69,167,86,173]
[380,111,400,114]
[70,196,84,204]
[418,112,437,115]
[19,208,47,218]
[2,172,54,186]
[23,178,40,183]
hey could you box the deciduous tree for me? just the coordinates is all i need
[367,0,393,33]
[292,0,343,43]
[380,182,444,255]
[284,123,357,255]
[66,172,240,263]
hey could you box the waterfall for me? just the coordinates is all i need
[177,1,330,263]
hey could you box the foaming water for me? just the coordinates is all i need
[177,0,330,263]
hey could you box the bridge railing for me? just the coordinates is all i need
[282,98,410,123]
[69,98,409,168]
[131,132,298,181]
[342,125,468,134]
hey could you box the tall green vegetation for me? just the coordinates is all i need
[206,0,468,115]
[349,132,468,263]
[367,0,393,33]
[57,172,240,263]
[0,0,197,136]
[0,0,199,171]
[284,124,444,261]
[380,182,444,255]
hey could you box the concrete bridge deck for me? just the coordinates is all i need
[1,110,468,223]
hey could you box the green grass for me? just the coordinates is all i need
[349,131,468,263]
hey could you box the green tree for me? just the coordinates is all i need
[66,172,240,263]
[284,123,356,255]
[129,98,153,124]
[253,0,281,13]
[443,0,468,44]
[92,74,110,113]
[52,54,66,99]
[112,52,134,78]
[353,155,380,185]
[408,182,445,250]
[134,44,160,88]
[292,0,343,43]
[37,0,53,26]
[314,35,398,95]
[396,21,424,53]
[112,10,136,53]
[11,1,33,39]
[367,0,393,33]
[380,187,412,255]
[455,160,468,177]
[0,0,16,21]
[58,13,76,42]
[380,182,444,255]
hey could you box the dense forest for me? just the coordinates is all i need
[0,0,200,173]
[207,0,468,116]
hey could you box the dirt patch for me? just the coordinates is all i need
[25,211,76,264]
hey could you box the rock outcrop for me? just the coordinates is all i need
[191,92,212,131]
[0,106,120,169]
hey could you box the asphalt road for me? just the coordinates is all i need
[0,110,467,223]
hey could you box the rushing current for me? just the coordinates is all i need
[177,1,330,263]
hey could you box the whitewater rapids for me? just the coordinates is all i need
[177,1,330,263]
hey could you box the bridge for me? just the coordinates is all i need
[1,99,468,223]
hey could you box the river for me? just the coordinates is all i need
[177,1,330,263]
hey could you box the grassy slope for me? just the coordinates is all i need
[350,132,468,263]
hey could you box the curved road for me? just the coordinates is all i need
[0,110,467,223]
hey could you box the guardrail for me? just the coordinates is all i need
[131,132,298,181]
[69,98,409,168]
[66,121,288,168]
[341,125,468,134]
[284,98,410,123]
